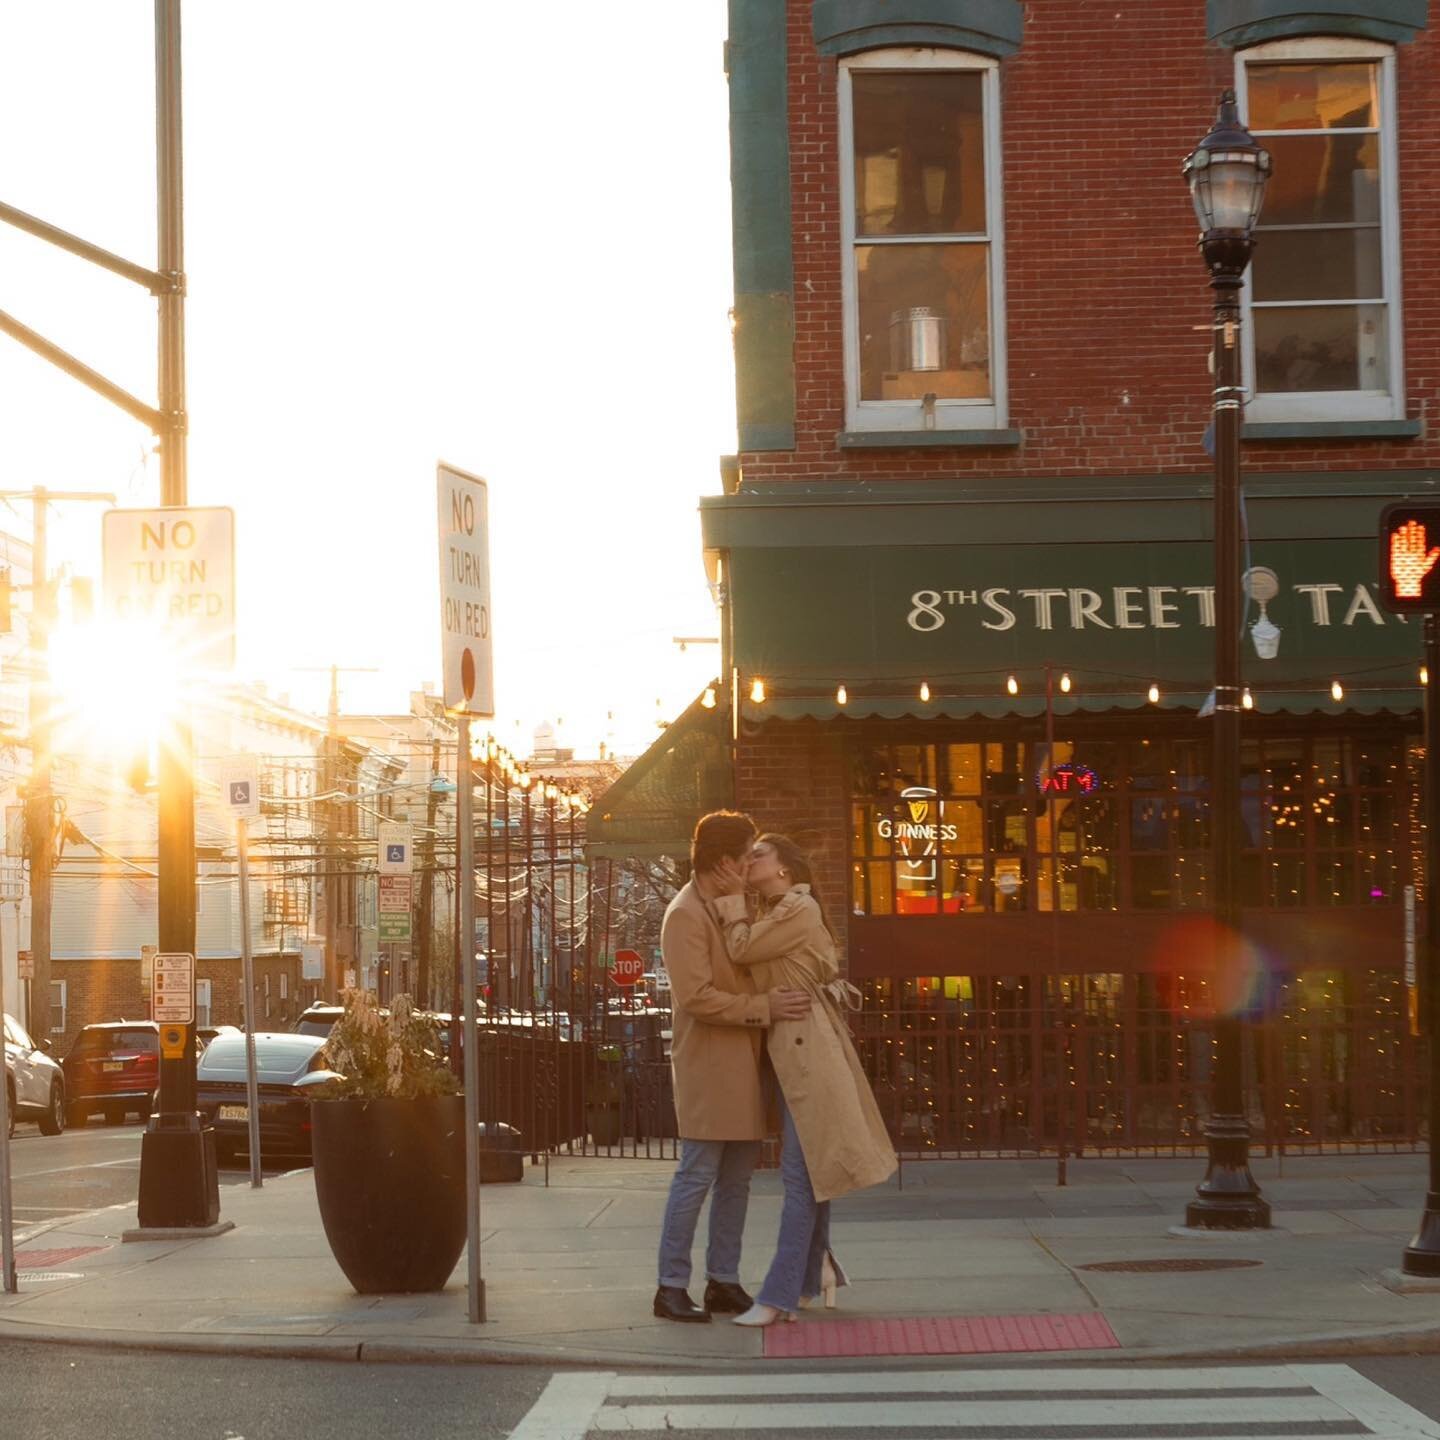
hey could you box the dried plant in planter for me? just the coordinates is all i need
[316,990,458,1101]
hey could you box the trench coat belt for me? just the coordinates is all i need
[821,978,862,1012]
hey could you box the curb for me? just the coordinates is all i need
[3,1313,1440,1370]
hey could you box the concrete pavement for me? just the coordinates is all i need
[3,1149,1440,1367]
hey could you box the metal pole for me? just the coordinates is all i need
[1186,262,1269,1229]
[458,716,485,1322]
[237,819,262,1188]
[0,938,17,1292]
[1402,615,1440,1272]
[1046,664,1066,1187]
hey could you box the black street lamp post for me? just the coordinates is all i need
[1184,91,1273,1230]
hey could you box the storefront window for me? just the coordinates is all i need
[850,733,1409,917]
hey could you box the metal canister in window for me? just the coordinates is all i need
[889,306,946,373]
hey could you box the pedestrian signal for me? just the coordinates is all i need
[1379,504,1440,613]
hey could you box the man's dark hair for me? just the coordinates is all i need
[691,810,756,875]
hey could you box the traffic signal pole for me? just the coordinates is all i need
[1402,612,1440,1274]
[136,0,220,1232]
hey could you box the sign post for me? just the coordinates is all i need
[223,757,264,1188]
[0,932,16,1292]
[1378,504,1440,1276]
[438,461,493,1326]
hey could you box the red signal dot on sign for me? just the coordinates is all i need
[461,647,475,701]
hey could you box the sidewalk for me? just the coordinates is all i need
[3,1149,1440,1368]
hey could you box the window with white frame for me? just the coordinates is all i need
[195,978,212,1028]
[49,978,66,1035]
[840,49,1007,433]
[264,973,272,1018]
[1238,39,1404,422]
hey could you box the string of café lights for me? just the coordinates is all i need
[467,729,592,816]
[728,661,1432,711]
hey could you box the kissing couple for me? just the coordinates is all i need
[653,809,896,1327]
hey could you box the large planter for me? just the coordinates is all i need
[311,1094,467,1294]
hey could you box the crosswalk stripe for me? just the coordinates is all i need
[512,1363,1440,1440]
[590,1396,1351,1431]
[609,1364,1312,1397]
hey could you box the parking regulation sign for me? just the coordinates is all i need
[377,821,414,875]
[151,952,195,1024]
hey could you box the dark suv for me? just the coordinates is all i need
[63,1022,161,1126]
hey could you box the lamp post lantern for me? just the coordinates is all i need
[1184,91,1272,1231]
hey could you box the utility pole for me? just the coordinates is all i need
[24,495,49,1045]
[414,736,442,1007]
[0,488,116,1047]
[298,664,377,998]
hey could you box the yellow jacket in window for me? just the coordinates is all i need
[712,885,897,1202]
[661,880,772,1141]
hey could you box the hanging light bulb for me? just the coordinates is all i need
[1006,675,1019,696]
[1147,682,1160,704]
[1422,666,1430,687]
[1059,672,1072,694]
[1331,679,1344,702]
[919,681,931,703]
[836,684,848,706]
[700,686,717,709]
[1242,687,1254,710]
[750,677,766,704]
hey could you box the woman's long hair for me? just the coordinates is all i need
[757,832,836,940]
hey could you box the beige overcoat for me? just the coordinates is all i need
[661,880,772,1141]
[712,886,896,1203]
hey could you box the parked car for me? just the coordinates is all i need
[3,1012,65,1137]
[63,1021,161,1127]
[196,1030,339,1166]
[292,1003,344,1037]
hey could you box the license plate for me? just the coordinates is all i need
[217,1104,248,1121]
[102,1061,124,1072]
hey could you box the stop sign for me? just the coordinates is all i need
[611,948,644,986]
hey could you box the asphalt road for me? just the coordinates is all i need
[4,1345,1440,1440]
[5,1117,305,1237]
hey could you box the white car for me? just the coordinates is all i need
[4,1011,66,1137]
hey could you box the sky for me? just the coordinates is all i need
[0,2,735,760]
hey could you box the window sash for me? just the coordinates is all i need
[839,49,1008,432]
[50,979,66,1035]
[1236,39,1404,422]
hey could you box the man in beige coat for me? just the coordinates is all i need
[653,811,811,1323]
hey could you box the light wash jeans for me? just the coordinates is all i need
[756,1095,830,1313]
[657,1138,762,1290]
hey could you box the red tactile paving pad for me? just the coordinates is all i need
[764,1311,1120,1359]
[16,1246,107,1270]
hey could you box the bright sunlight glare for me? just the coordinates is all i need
[47,618,184,756]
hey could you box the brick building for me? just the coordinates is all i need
[602,1,1437,1153]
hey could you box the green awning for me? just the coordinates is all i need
[585,690,733,860]
[723,533,1422,717]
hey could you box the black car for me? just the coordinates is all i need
[196,1031,339,1166]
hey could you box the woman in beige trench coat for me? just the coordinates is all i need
[710,833,896,1326]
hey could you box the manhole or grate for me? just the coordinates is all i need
[1078,1257,1263,1273]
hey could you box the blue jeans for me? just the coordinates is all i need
[657,1138,762,1289]
[756,1096,830,1313]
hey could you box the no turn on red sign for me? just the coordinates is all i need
[436,464,493,716]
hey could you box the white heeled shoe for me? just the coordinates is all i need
[798,1254,844,1310]
[732,1303,797,1327]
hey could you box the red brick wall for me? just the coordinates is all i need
[735,720,852,960]
[742,1,1439,482]
[48,955,304,1054]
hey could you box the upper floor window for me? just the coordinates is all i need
[1238,39,1405,423]
[839,50,1008,434]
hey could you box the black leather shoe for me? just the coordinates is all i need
[653,1286,710,1322]
[703,1279,754,1314]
